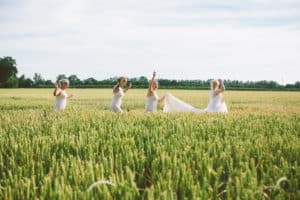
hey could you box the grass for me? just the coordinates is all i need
[0,89,299,199]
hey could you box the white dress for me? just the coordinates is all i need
[53,90,68,110]
[110,87,124,112]
[205,89,228,113]
[163,90,228,113]
[145,92,159,112]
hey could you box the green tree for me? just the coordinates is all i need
[56,74,68,81]
[33,73,45,86]
[2,76,19,88]
[68,75,81,86]
[83,77,98,85]
[295,81,300,88]
[0,57,18,87]
[44,80,53,86]
[18,74,33,88]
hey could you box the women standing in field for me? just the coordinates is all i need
[110,77,132,112]
[145,71,165,112]
[53,79,74,110]
[163,79,228,113]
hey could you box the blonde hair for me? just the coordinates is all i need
[151,80,159,87]
[60,79,70,86]
[117,76,126,83]
[211,80,219,89]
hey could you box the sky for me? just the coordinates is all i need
[0,0,300,84]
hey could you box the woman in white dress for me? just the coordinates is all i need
[163,79,228,113]
[145,71,165,112]
[205,79,228,113]
[110,77,132,112]
[53,79,74,110]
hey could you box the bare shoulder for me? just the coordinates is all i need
[54,88,62,96]
[113,85,120,93]
[147,90,153,96]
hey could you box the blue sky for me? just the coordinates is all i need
[0,0,300,83]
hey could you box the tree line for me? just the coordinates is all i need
[1,56,299,90]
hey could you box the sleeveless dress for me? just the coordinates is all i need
[53,90,68,110]
[110,87,124,112]
[205,89,228,113]
[145,91,159,112]
[163,89,228,113]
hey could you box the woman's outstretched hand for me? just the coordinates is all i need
[218,79,225,91]
[54,81,59,88]
[158,95,165,103]
[153,71,156,78]
[124,83,132,93]
[127,83,132,89]
[53,81,60,96]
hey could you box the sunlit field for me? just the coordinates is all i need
[0,89,299,199]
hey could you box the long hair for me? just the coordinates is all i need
[117,76,126,83]
[151,80,159,89]
[210,79,219,89]
[60,79,70,87]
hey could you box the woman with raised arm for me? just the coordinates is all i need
[145,71,165,112]
[53,79,74,110]
[206,79,228,113]
[110,76,132,112]
[163,79,228,113]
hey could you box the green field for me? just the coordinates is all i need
[0,89,299,199]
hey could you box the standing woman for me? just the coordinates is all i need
[53,79,73,110]
[205,79,228,113]
[110,77,132,112]
[145,71,165,112]
[163,78,228,113]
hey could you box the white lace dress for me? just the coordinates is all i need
[110,87,124,112]
[145,92,159,112]
[53,90,68,110]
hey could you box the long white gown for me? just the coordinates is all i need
[53,90,68,110]
[110,87,124,112]
[163,89,228,113]
[145,92,159,112]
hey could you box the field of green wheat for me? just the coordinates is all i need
[0,89,299,199]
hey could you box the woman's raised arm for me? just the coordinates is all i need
[113,83,120,93]
[214,79,225,96]
[53,81,61,96]
[124,83,132,93]
[148,71,156,93]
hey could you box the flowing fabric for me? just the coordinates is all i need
[163,93,204,113]
[163,91,227,113]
